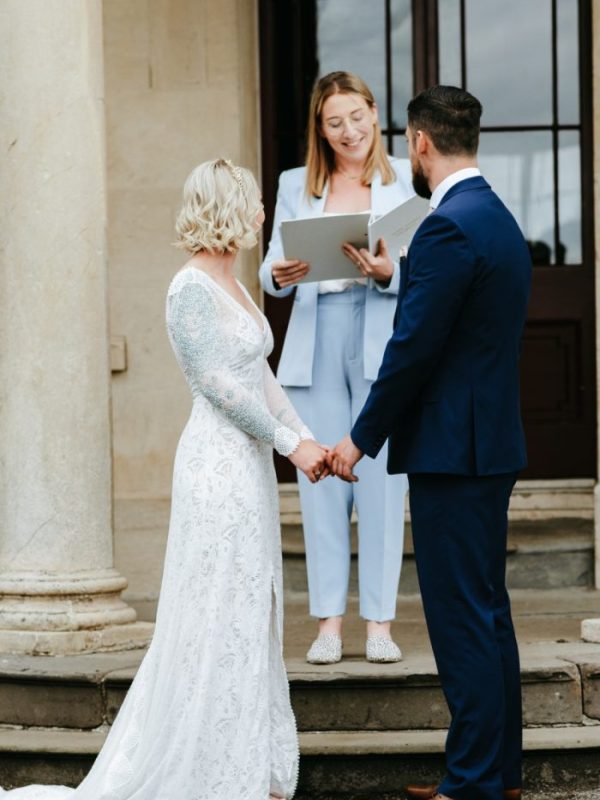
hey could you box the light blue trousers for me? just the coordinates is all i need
[287,286,407,621]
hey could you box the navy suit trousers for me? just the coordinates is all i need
[408,472,522,800]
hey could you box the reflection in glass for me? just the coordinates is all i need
[558,0,579,125]
[438,0,462,86]
[466,0,552,125]
[478,132,555,263]
[558,131,582,264]
[316,0,387,127]
[391,0,413,129]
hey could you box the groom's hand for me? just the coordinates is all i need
[327,435,363,482]
[288,440,331,484]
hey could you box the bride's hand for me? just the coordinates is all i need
[288,440,330,483]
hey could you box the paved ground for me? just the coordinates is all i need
[299,793,600,799]
[530,793,600,799]
[398,789,600,800]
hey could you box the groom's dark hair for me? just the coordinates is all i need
[407,85,482,156]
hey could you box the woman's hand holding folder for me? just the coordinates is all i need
[271,258,310,289]
[341,236,394,285]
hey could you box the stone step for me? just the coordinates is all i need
[277,480,596,525]
[293,639,600,729]
[2,589,600,795]
[1,644,600,732]
[1,722,599,756]
[297,730,600,799]
[1,726,600,797]
[115,488,595,621]
[282,517,595,594]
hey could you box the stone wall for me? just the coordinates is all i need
[103,0,261,502]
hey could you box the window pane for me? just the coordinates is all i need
[558,131,582,264]
[391,0,413,128]
[466,0,552,125]
[478,132,555,264]
[316,0,388,127]
[558,0,580,124]
[438,0,462,86]
[392,134,409,159]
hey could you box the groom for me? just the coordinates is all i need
[328,85,532,800]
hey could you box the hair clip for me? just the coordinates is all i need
[218,158,246,195]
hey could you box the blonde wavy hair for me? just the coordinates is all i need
[174,159,262,253]
[305,71,394,198]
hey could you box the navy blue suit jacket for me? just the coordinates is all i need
[351,176,532,476]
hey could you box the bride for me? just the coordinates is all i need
[1,159,329,800]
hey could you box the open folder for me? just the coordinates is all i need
[280,194,430,284]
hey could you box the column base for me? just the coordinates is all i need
[581,618,600,643]
[0,621,154,656]
[0,569,154,655]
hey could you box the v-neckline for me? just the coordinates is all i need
[192,267,266,334]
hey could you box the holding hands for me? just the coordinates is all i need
[287,434,362,485]
[289,439,331,483]
[327,435,363,483]
[288,436,363,484]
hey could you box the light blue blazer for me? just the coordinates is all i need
[259,159,414,387]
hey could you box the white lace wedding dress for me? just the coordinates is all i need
[1,265,309,800]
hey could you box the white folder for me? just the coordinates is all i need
[280,195,429,284]
[367,195,430,257]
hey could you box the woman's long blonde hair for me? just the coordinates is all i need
[305,71,394,198]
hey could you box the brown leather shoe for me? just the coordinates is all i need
[405,784,522,800]
[404,785,438,800]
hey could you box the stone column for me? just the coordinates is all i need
[582,0,600,643]
[0,0,153,654]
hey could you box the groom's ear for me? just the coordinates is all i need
[415,129,430,156]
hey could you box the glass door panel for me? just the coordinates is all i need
[316,0,388,126]
[438,0,462,85]
[465,0,553,126]
[391,0,414,129]
[557,0,580,124]
[478,132,555,263]
[558,130,582,264]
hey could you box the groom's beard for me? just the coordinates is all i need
[412,162,432,200]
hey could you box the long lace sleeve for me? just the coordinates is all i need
[263,362,314,441]
[167,280,301,456]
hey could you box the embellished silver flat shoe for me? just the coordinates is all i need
[306,633,342,664]
[365,636,403,663]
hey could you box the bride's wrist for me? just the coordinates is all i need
[275,427,300,457]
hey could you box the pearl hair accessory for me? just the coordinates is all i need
[218,158,246,195]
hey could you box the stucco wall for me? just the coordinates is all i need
[103,0,261,501]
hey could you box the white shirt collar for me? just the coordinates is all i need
[429,167,482,210]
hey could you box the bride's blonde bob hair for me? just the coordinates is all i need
[174,159,262,254]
